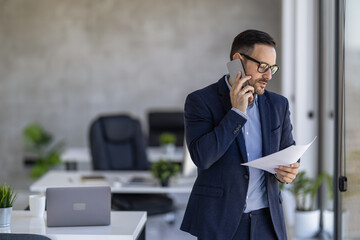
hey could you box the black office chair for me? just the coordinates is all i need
[89,114,175,216]
[148,111,184,147]
[0,233,51,240]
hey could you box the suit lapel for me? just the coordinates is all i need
[236,131,248,163]
[258,93,271,157]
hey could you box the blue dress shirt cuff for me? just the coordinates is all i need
[231,107,247,120]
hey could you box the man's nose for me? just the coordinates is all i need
[263,69,272,80]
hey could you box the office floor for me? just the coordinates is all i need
[145,193,196,240]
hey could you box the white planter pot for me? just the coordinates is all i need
[0,207,12,227]
[163,143,175,157]
[294,210,320,238]
[323,209,334,236]
[323,209,349,237]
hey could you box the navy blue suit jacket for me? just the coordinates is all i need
[180,76,295,240]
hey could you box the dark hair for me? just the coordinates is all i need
[230,29,276,60]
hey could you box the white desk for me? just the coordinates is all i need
[61,148,91,164]
[1,210,146,240]
[30,171,195,194]
[61,147,184,170]
[146,146,184,163]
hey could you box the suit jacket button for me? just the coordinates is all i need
[243,174,249,180]
[233,125,241,134]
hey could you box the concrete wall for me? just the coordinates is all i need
[0,0,281,186]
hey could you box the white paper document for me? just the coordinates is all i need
[241,137,317,174]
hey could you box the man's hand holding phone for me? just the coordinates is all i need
[229,72,254,114]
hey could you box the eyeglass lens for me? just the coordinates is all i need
[258,64,278,75]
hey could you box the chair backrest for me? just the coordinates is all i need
[148,111,184,147]
[89,114,149,170]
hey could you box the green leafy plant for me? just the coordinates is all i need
[323,172,333,200]
[0,183,17,208]
[159,132,177,145]
[151,159,180,186]
[23,123,64,179]
[281,171,326,211]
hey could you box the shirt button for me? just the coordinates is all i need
[243,174,249,180]
[246,132,249,135]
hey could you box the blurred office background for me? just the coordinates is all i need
[0,0,359,239]
[0,0,282,183]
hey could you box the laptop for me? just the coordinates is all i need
[46,186,111,227]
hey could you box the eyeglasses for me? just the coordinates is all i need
[240,53,279,75]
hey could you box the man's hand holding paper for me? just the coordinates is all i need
[274,162,300,183]
[241,137,316,183]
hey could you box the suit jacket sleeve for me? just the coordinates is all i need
[184,91,247,170]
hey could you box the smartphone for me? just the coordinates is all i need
[227,58,247,87]
[227,59,254,106]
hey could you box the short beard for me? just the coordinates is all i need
[255,86,265,95]
[250,78,268,95]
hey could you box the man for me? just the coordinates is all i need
[180,30,300,240]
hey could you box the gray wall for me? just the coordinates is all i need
[0,0,281,186]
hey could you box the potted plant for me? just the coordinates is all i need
[151,159,180,186]
[281,171,325,238]
[159,132,177,156]
[0,183,17,227]
[23,123,64,179]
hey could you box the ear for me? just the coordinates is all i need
[232,52,241,60]
[232,52,246,66]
